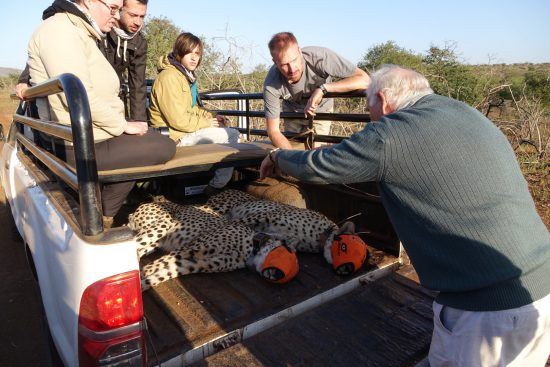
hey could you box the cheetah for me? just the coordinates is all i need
[128,200,183,230]
[129,190,258,258]
[205,188,258,214]
[132,189,362,290]
[140,222,289,290]
[227,199,355,266]
[134,205,226,258]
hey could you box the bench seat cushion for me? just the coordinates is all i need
[96,142,274,182]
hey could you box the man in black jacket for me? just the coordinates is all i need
[16,0,149,121]
[102,0,148,121]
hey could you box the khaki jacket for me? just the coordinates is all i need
[149,56,212,141]
[28,12,127,142]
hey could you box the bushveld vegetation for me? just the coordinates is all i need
[1,16,548,222]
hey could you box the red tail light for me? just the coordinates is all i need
[78,271,145,366]
[79,271,143,331]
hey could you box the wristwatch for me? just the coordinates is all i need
[319,84,328,96]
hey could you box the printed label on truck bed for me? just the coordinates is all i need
[185,185,208,196]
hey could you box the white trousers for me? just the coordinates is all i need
[429,292,550,367]
[177,127,240,188]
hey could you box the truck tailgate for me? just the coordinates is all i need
[191,265,436,367]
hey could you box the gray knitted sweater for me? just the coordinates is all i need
[277,94,550,311]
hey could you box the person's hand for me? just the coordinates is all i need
[14,83,29,100]
[211,115,228,128]
[260,149,280,179]
[216,115,228,127]
[259,155,274,179]
[304,88,324,118]
[124,120,148,135]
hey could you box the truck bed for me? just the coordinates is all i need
[129,179,403,365]
[13,144,406,366]
[189,265,436,367]
[142,244,400,365]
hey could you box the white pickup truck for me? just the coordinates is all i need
[1,74,431,367]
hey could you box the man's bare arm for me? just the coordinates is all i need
[267,117,292,149]
[305,68,370,117]
[325,68,370,93]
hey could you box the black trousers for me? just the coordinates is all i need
[62,130,176,217]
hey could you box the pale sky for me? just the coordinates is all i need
[1,0,548,71]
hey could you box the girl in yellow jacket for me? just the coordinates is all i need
[149,32,240,193]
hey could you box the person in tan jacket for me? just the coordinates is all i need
[149,32,239,195]
[27,0,175,226]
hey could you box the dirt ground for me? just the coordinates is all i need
[0,171,53,366]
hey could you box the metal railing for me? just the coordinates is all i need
[11,73,104,236]
[143,79,370,146]
[203,90,369,147]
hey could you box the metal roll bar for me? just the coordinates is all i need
[11,73,103,236]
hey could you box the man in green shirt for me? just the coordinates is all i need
[261,65,550,366]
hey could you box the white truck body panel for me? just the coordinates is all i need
[1,142,139,367]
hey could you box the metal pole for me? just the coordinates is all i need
[58,73,103,235]
[246,98,251,141]
[307,116,314,149]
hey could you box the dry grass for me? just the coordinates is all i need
[519,153,549,226]
[0,88,18,133]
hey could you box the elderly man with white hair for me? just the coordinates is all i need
[260,65,550,366]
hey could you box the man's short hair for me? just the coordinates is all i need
[268,32,298,54]
[367,65,433,111]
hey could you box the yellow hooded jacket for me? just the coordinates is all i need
[149,56,213,141]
